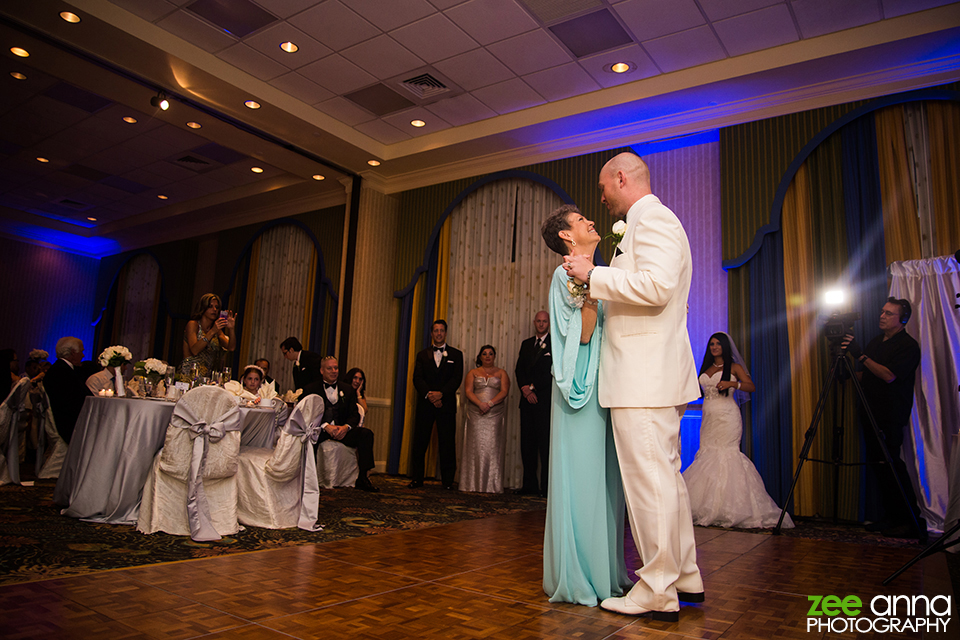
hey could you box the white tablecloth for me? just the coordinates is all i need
[54,396,285,524]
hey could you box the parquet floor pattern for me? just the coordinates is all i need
[0,510,952,639]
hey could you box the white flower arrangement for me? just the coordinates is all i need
[28,349,48,361]
[606,220,627,247]
[144,358,167,375]
[99,345,133,368]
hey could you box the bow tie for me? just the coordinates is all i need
[433,346,444,352]
[323,382,337,390]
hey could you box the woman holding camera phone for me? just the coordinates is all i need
[179,293,236,378]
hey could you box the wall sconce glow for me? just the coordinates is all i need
[186,121,201,129]
[410,119,426,128]
[157,194,168,200]
[36,157,50,163]
[11,47,29,58]
[59,11,81,23]
[10,72,26,80]
[367,160,381,166]
[823,289,846,307]
[312,174,325,180]
[244,100,261,109]
[280,41,298,53]
[251,167,264,173]
[122,116,137,124]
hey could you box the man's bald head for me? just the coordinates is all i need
[599,152,652,219]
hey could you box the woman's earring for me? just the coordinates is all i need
[572,240,577,246]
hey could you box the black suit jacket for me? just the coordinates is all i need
[292,350,322,390]
[44,359,91,443]
[413,345,464,415]
[515,334,552,407]
[302,380,360,439]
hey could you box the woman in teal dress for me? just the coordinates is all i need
[540,204,633,606]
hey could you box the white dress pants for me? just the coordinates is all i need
[611,405,702,612]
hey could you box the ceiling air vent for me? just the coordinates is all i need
[55,198,92,210]
[174,155,213,171]
[399,73,449,100]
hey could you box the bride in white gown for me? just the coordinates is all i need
[683,332,793,529]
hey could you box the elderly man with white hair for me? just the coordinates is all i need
[43,337,91,443]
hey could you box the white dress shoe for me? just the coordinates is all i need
[600,596,680,622]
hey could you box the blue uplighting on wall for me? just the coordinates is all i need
[631,130,720,156]
[7,223,119,257]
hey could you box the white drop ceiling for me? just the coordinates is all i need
[1,0,958,256]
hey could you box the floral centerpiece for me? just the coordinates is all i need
[134,358,167,383]
[98,345,133,397]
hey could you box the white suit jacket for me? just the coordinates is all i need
[590,194,700,408]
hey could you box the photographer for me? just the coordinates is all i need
[842,298,923,540]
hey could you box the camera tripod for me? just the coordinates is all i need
[773,347,921,535]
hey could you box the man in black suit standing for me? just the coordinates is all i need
[303,356,378,492]
[280,337,321,390]
[515,310,552,496]
[43,336,91,444]
[409,319,463,489]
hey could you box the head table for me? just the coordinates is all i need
[54,394,288,525]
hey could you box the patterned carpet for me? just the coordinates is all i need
[0,476,927,586]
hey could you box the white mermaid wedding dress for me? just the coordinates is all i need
[683,371,793,529]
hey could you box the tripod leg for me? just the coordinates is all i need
[884,520,960,585]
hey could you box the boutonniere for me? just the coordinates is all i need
[442,350,448,358]
[607,220,626,244]
[339,390,344,397]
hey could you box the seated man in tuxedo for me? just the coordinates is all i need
[302,356,378,492]
[280,337,321,390]
[43,336,92,444]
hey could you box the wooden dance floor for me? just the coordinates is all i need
[1,510,954,639]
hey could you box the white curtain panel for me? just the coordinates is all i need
[245,225,316,395]
[117,253,160,361]
[447,178,564,489]
[889,255,960,530]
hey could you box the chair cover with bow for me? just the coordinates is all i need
[34,386,67,479]
[0,379,30,485]
[137,386,242,541]
[236,395,324,530]
[316,404,362,489]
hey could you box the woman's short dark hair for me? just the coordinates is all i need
[342,367,366,397]
[541,204,579,255]
[475,344,496,367]
[191,293,221,321]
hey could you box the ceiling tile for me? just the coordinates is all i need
[108,0,178,22]
[714,5,799,57]
[550,9,634,58]
[299,54,379,94]
[697,0,784,22]
[354,119,412,144]
[143,160,197,182]
[577,43,659,88]
[269,72,335,104]
[253,0,319,19]
[156,10,237,53]
[341,36,426,81]
[347,0,437,31]
[390,14,478,63]
[142,124,208,155]
[445,0,539,46]
[427,0,465,8]
[120,168,172,189]
[473,77,546,114]
[487,30,573,76]
[791,0,882,39]
[243,22,332,69]
[522,62,601,101]
[217,43,289,80]
[315,96,378,126]
[381,107,452,135]
[425,93,497,126]
[882,0,957,19]
[288,1,381,52]
[613,0,706,41]
[643,25,727,73]
[433,48,515,90]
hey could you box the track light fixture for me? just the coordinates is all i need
[150,92,169,111]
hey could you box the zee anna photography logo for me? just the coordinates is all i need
[806,594,952,633]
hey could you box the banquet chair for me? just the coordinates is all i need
[34,387,68,479]
[316,405,362,489]
[137,386,242,541]
[236,395,324,530]
[0,379,30,485]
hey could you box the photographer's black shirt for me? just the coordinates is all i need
[861,330,920,427]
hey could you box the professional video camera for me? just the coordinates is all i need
[822,311,860,342]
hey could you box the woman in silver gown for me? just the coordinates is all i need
[459,345,510,493]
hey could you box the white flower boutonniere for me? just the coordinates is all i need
[339,390,344,397]
[442,350,448,358]
[606,220,626,245]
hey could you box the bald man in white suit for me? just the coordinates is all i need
[564,152,702,622]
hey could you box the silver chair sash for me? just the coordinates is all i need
[33,387,50,477]
[170,398,241,541]
[1,379,31,485]
[283,396,325,532]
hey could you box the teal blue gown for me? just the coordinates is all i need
[543,266,633,606]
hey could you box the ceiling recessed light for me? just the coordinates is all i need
[410,119,426,128]
[312,174,324,181]
[122,116,137,124]
[10,47,29,58]
[10,72,26,80]
[367,160,381,167]
[244,100,261,109]
[609,62,633,74]
[186,121,201,129]
[157,194,168,200]
[251,167,264,173]
[279,41,298,53]
[86,216,97,221]
[36,157,49,163]
[60,11,81,23]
